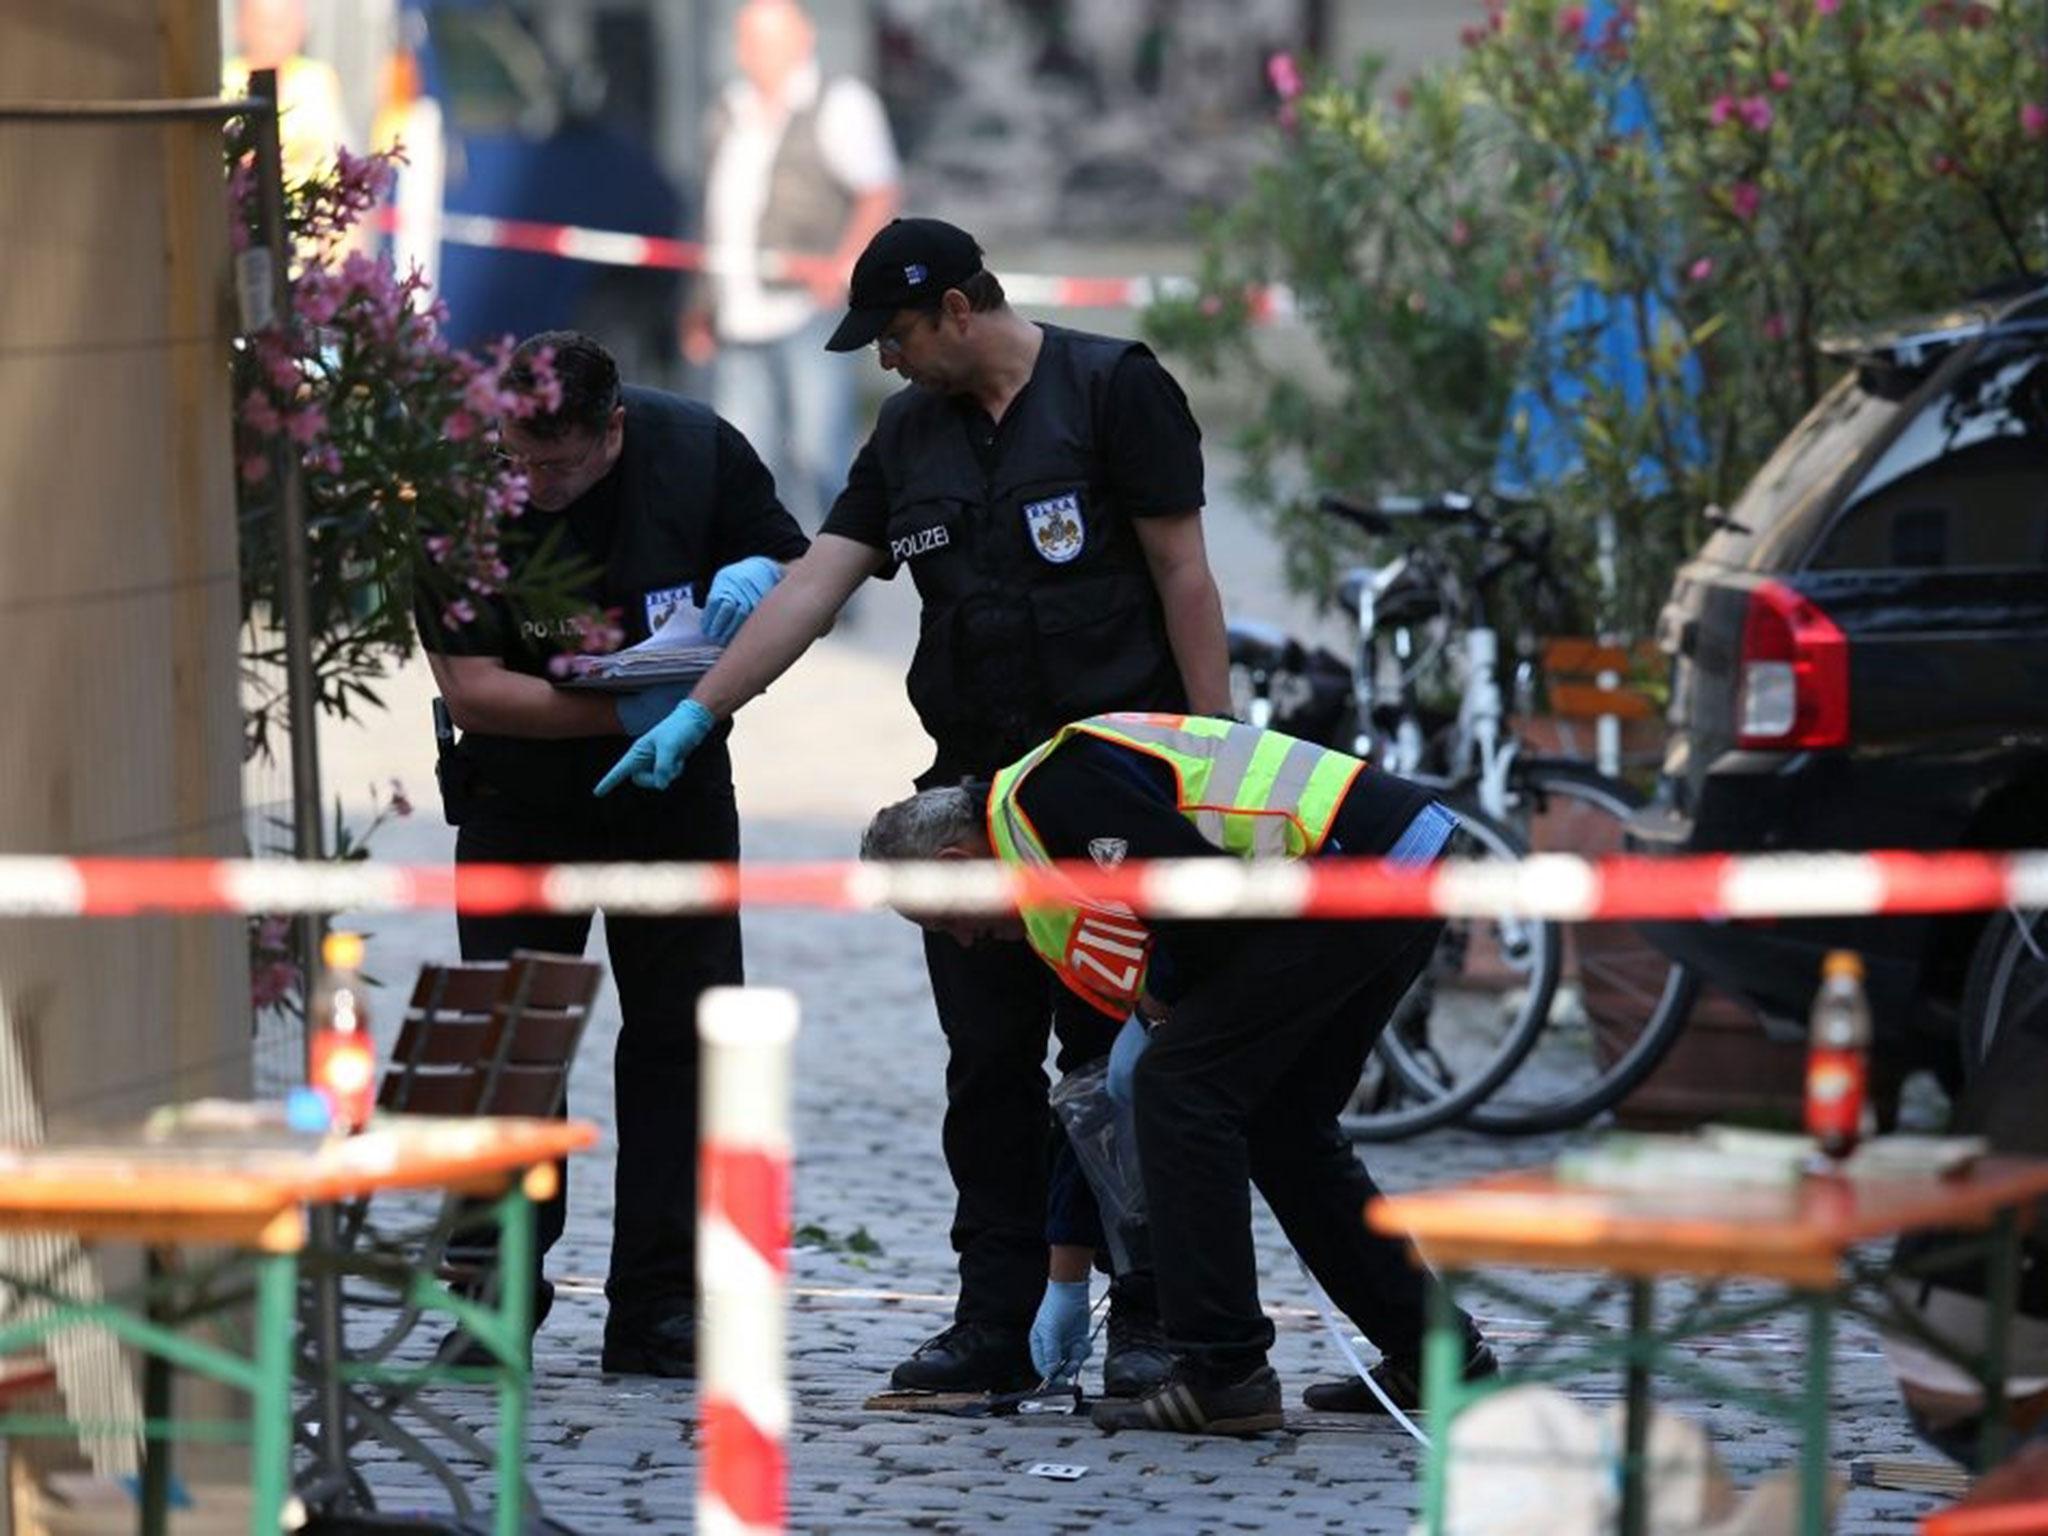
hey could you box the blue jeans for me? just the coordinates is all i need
[713,310,855,531]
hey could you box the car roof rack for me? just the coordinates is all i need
[1819,282,2048,398]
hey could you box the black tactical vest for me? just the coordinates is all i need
[456,386,734,807]
[874,326,1186,774]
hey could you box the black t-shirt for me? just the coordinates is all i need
[414,394,808,804]
[821,345,1206,571]
[1011,735,1434,1004]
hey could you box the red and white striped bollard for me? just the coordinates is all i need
[697,986,799,1536]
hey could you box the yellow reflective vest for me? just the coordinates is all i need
[986,713,1363,1017]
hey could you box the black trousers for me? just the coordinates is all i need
[922,930,1122,1329]
[453,761,743,1331]
[1131,915,1473,1377]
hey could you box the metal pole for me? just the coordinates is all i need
[247,69,327,1014]
[250,72,352,1519]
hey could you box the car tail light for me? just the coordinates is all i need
[1736,580,1849,748]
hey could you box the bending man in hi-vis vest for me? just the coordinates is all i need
[861,713,1498,1435]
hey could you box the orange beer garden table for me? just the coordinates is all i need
[1370,1156,2048,1536]
[0,1113,595,1536]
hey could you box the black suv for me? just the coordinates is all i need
[1632,284,2048,1078]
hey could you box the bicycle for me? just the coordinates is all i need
[1307,492,1698,1138]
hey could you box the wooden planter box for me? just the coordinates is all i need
[1579,923,1809,1131]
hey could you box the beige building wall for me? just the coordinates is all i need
[0,0,250,1486]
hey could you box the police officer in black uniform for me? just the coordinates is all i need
[597,222,1234,1395]
[416,332,809,1376]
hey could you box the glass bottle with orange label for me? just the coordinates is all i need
[1805,949,1872,1160]
[309,930,378,1132]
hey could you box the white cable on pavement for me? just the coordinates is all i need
[1296,1254,1431,1447]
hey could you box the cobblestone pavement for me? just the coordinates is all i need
[310,464,1953,1532]
[325,796,1947,1536]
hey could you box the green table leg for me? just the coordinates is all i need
[494,1181,533,1536]
[250,1251,298,1536]
[1980,1206,2017,1471]
[1800,1289,1833,1536]
[1421,1274,1464,1536]
[1619,1279,1654,1536]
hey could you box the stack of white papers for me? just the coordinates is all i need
[556,600,725,693]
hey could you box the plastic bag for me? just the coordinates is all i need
[1049,1059,1150,1275]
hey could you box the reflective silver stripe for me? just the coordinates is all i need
[1263,735,1327,813]
[1202,722,1264,803]
[1248,814,1292,858]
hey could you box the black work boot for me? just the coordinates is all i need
[435,1277,553,1369]
[1100,1281,1174,1398]
[1301,1338,1498,1413]
[1091,1360,1283,1437]
[600,1311,698,1378]
[888,1321,1037,1393]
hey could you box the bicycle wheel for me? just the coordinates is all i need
[1340,799,1561,1142]
[1961,907,2048,1078]
[1462,763,1699,1134]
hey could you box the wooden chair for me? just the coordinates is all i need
[307,951,603,1521]
[379,951,602,1121]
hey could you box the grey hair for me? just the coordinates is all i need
[860,783,986,862]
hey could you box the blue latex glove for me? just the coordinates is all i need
[1029,1279,1093,1384]
[614,682,692,737]
[595,699,716,796]
[1106,1014,1151,1108]
[700,555,783,644]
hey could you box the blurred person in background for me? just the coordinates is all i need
[681,0,902,531]
[603,218,1233,1398]
[417,331,808,1377]
[223,0,351,184]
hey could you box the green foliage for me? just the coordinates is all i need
[1149,0,2047,632]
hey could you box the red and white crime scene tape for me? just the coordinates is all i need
[1,849,2044,921]
[697,987,797,1536]
[387,207,1297,319]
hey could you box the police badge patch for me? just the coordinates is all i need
[1088,837,1128,869]
[1022,492,1085,564]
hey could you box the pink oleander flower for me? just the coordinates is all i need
[294,265,343,326]
[240,389,283,435]
[443,409,479,442]
[1729,180,1763,220]
[240,453,270,485]
[1710,93,1738,126]
[285,405,326,445]
[251,958,300,1011]
[1770,69,1793,93]
[2023,103,2048,140]
[1738,96,1774,132]
[1266,51,1304,103]
[1559,5,1589,36]
[1814,0,1839,11]
[1688,256,1714,282]
[443,599,477,628]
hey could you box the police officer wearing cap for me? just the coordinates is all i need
[418,331,809,1377]
[597,220,1233,1396]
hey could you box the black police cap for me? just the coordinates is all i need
[824,218,985,353]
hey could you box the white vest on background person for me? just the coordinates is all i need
[703,59,901,346]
